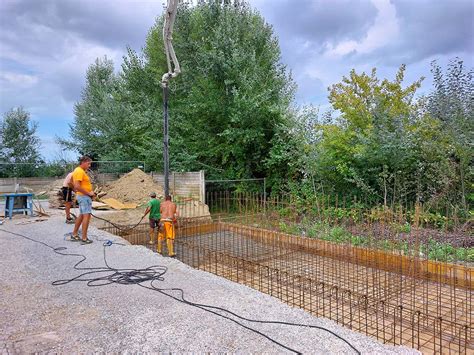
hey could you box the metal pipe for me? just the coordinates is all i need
[163,85,170,196]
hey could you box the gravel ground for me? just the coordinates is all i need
[0,212,419,354]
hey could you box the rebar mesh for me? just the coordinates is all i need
[101,216,473,354]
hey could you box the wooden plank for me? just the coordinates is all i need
[101,198,137,210]
[92,201,111,210]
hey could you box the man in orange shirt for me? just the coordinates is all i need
[158,195,178,257]
[71,156,95,244]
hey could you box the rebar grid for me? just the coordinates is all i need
[101,220,473,354]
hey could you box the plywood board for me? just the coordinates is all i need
[122,203,138,209]
[92,201,111,210]
[101,198,136,210]
[101,198,126,210]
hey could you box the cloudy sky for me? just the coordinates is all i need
[1,0,473,160]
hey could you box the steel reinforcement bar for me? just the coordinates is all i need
[100,220,473,354]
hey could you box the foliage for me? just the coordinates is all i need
[64,0,296,179]
[0,161,72,178]
[278,218,473,262]
[158,0,294,179]
[60,0,471,217]
[313,65,424,203]
[264,105,320,190]
[425,58,474,210]
[421,240,474,262]
[294,60,473,214]
[0,107,42,177]
[59,56,152,164]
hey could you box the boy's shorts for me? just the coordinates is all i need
[61,187,73,202]
[149,218,160,228]
[77,195,92,215]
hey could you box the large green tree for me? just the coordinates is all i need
[129,0,295,178]
[312,65,423,204]
[305,61,473,210]
[61,56,153,162]
[425,58,473,209]
[0,107,41,164]
[66,1,296,179]
[0,107,42,177]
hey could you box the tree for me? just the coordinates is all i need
[61,56,153,163]
[312,65,423,204]
[0,107,41,164]
[425,58,474,210]
[264,105,320,192]
[142,0,295,179]
[66,1,297,180]
[306,61,472,211]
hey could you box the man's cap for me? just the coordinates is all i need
[150,192,157,198]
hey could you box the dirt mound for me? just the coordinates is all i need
[100,169,164,205]
[178,200,211,219]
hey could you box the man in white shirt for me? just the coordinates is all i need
[62,172,74,223]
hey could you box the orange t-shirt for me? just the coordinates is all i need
[72,166,92,195]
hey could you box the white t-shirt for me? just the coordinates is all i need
[62,172,73,188]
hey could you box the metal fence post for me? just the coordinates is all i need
[264,177,266,215]
[200,170,205,203]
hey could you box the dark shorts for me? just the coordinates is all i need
[149,218,160,229]
[61,187,73,202]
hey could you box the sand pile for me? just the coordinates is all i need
[100,169,164,205]
[177,200,211,219]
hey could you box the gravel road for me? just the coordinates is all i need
[0,213,419,354]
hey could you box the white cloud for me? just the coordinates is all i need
[0,72,38,88]
[325,0,399,57]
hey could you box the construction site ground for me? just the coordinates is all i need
[0,204,417,354]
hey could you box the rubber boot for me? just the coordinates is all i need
[167,238,175,257]
[157,232,164,254]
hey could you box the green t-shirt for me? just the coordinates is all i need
[147,198,161,220]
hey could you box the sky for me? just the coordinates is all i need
[1,0,473,161]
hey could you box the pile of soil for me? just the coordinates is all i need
[100,169,164,205]
[177,200,211,219]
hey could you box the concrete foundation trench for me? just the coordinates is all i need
[101,218,473,354]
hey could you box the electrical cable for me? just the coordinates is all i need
[0,228,360,355]
[79,211,360,354]
[91,212,146,232]
[1,228,166,287]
